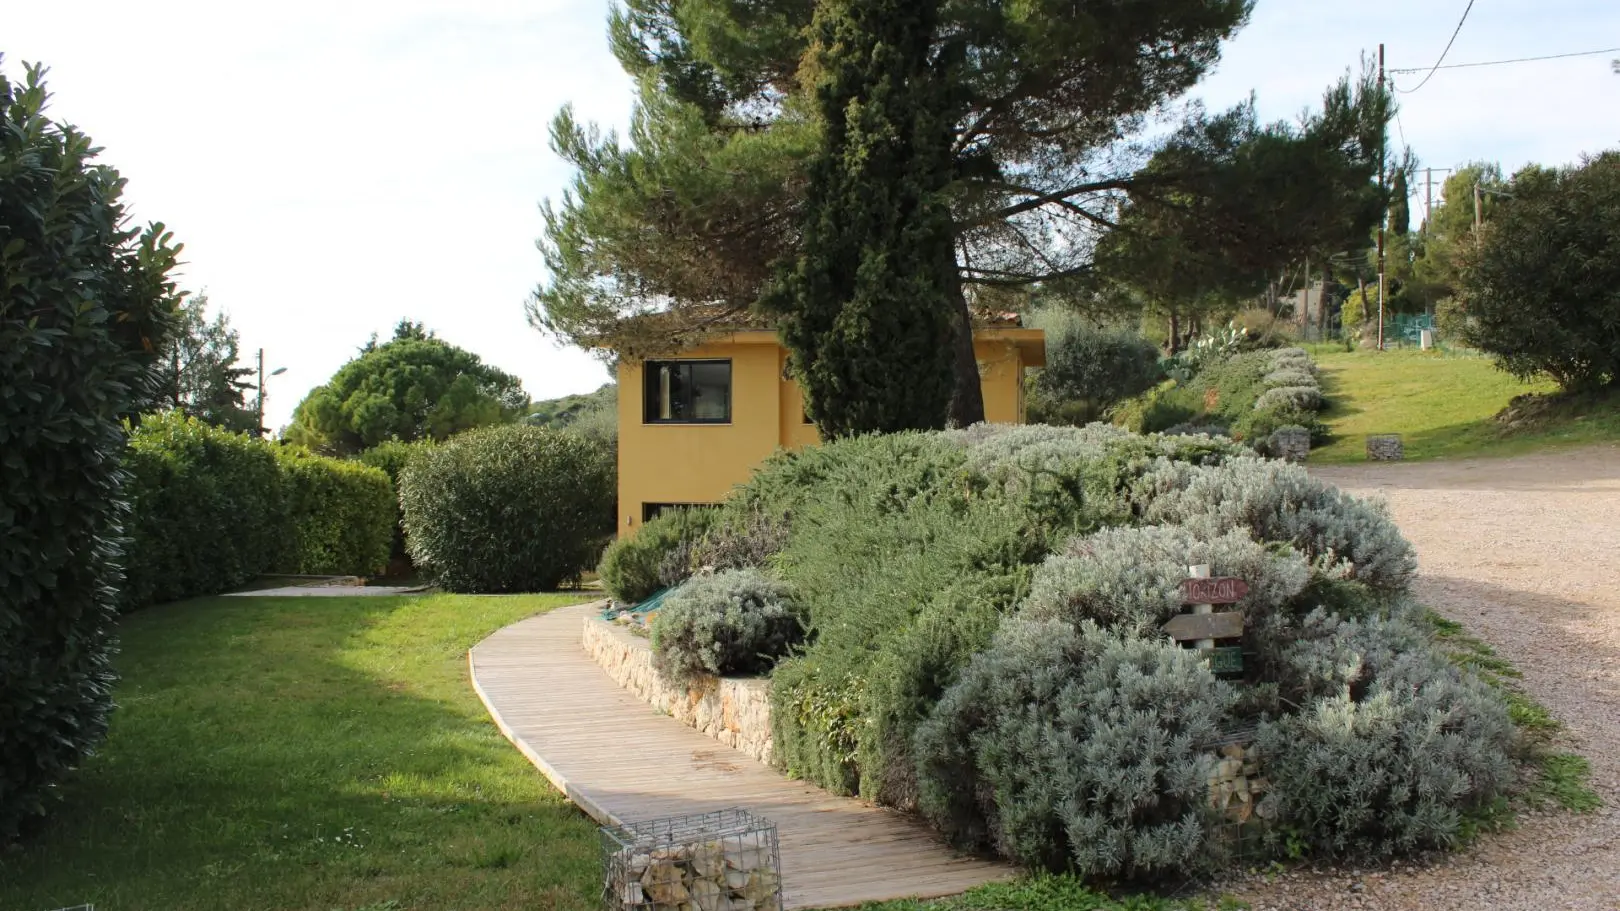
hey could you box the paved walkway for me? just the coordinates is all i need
[469,603,1013,910]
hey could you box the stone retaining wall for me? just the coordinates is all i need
[582,615,775,765]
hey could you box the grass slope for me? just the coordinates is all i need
[0,593,599,911]
[1309,349,1620,462]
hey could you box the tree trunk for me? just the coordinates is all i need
[946,277,986,427]
[1320,264,1332,340]
[1167,310,1182,355]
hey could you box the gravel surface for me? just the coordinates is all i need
[1221,445,1620,911]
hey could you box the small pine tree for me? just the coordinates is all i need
[765,0,959,438]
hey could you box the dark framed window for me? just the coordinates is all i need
[642,502,712,523]
[643,360,731,423]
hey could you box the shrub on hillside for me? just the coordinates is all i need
[1259,620,1516,856]
[651,569,803,683]
[400,425,614,592]
[915,618,1235,878]
[274,448,394,576]
[1137,457,1417,593]
[1253,385,1323,414]
[597,506,717,603]
[358,438,437,564]
[123,413,287,611]
[1021,526,1309,637]
[1263,367,1316,388]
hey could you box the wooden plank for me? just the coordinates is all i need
[1163,610,1245,641]
[469,603,1013,910]
[1179,577,1250,604]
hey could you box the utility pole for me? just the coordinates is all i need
[256,347,266,437]
[1421,167,1452,233]
[1376,43,1386,352]
[1474,181,1484,236]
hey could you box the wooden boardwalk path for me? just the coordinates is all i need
[469,603,1013,910]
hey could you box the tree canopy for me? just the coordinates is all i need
[1456,152,1620,391]
[145,292,257,434]
[285,321,528,454]
[531,0,1392,427]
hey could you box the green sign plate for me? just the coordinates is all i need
[1207,646,1244,675]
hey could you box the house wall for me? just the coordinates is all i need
[616,330,1041,537]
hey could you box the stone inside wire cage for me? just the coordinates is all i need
[601,807,782,911]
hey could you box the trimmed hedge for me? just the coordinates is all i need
[123,413,288,611]
[399,424,614,593]
[273,448,394,576]
[122,416,396,610]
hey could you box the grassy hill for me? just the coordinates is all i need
[1308,348,1620,462]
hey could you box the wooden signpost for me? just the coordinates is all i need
[1165,565,1247,676]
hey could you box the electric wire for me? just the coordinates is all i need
[1393,0,1477,93]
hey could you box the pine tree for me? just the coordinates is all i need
[766,0,959,436]
[1389,168,1411,236]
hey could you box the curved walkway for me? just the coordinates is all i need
[469,603,1012,910]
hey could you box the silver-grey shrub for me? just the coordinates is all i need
[650,569,803,683]
[1262,367,1317,389]
[1022,525,1309,637]
[1253,385,1323,413]
[1138,457,1417,593]
[914,618,1236,879]
[1258,624,1516,856]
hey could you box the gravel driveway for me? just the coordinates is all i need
[1223,445,1620,910]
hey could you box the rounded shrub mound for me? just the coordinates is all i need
[598,505,717,603]
[399,425,614,592]
[358,437,437,566]
[1259,613,1516,856]
[915,618,1236,878]
[650,569,803,683]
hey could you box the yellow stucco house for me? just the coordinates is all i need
[613,317,1044,537]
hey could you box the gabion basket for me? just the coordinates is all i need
[601,808,782,911]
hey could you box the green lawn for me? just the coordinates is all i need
[0,593,601,911]
[1308,348,1620,462]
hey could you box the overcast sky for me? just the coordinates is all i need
[7,1,1618,430]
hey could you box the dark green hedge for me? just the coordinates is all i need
[121,415,395,611]
[123,412,288,610]
[274,448,394,576]
[357,438,437,565]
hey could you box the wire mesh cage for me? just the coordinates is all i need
[601,807,782,911]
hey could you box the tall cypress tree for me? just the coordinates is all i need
[766,0,959,437]
[1389,168,1411,236]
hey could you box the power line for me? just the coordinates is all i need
[1389,45,1620,75]
[1393,0,1476,93]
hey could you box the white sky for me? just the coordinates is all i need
[7,1,1618,430]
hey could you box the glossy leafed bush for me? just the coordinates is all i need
[0,61,183,840]
[400,425,614,592]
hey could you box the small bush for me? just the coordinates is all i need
[400,425,615,592]
[915,618,1235,878]
[689,507,791,575]
[1263,367,1316,388]
[123,413,287,611]
[273,448,395,576]
[1138,457,1417,593]
[598,506,717,603]
[651,569,802,683]
[1035,325,1163,409]
[1254,385,1323,413]
[1258,628,1516,856]
[1021,525,1310,637]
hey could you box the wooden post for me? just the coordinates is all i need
[1189,563,1213,649]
